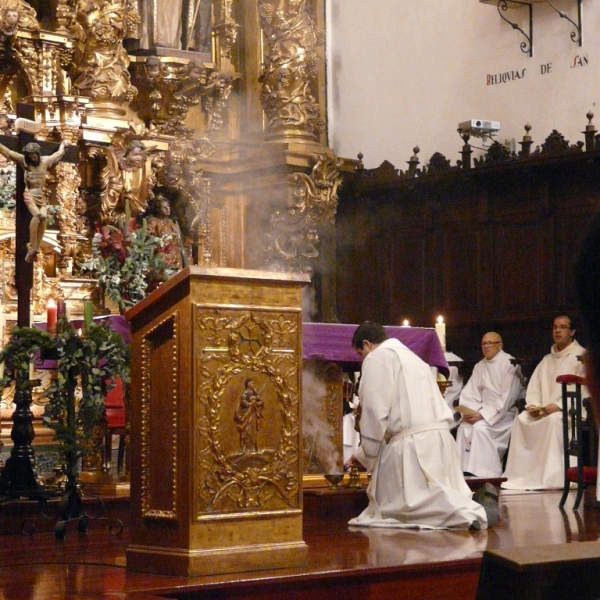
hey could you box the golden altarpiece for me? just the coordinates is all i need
[0,0,351,546]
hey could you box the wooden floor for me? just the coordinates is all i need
[0,487,598,600]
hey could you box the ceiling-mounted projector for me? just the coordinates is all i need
[458,119,500,137]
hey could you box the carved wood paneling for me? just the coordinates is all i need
[389,232,429,318]
[336,150,600,367]
[441,228,482,315]
[494,219,552,315]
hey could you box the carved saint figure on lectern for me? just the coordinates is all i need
[0,140,65,261]
[234,378,264,454]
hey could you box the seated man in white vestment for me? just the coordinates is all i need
[502,315,586,490]
[345,321,491,530]
[456,332,522,478]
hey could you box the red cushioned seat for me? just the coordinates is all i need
[556,374,586,386]
[566,466,598,485]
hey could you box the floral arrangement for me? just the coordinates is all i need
[80,217,177,313]
[42,318,130,486]
[0,320,130,483]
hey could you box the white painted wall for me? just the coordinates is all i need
[326,0,600,169]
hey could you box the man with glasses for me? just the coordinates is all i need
[503,315,586,490]
[456,332,522,478]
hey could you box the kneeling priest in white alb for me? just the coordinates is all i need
[345,322,490,530]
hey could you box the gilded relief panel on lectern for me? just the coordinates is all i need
[194,307,302,517]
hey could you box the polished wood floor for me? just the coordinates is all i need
[0,487,598,600]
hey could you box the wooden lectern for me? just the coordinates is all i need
[126,267,310,576]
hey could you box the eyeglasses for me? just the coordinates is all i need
[481,341,501,347]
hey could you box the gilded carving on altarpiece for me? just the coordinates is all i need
[69,0,138,104]
[264,152,343,274]
[194,308,302,516]
[258,0,325,139]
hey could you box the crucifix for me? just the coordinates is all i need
[0,103,78,327]
[0,103,78,498]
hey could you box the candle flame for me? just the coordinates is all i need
[47,298,56,308]
[437,315,444,324]
[402,319,410,326]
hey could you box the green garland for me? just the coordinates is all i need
[0,326,54,390]
[0,318,130,482]
[43,318,130,474]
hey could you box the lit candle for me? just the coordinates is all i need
[402,319,410,327]
[47,298,57,335]
[435,315,446,351]
[83,301,94,332]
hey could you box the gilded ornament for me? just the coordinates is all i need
[70,0,138,105]
[264,153,343,273]
[258,0,325,140]
[195,310,301,513]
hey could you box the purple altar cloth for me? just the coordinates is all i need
[302,323,449,377]
[36,318,447,375]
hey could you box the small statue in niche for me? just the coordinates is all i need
[234,378,264,454]
[139,0,212,52]
[0,139,65,261]
[146,194,188,270]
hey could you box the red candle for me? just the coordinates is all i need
[47,298,57,334]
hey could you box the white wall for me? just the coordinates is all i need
[326,0,600,169]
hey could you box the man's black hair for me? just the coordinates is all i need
[553,314,577,331]
[352,321,388,350]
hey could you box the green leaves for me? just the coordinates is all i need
[1,317,130,470]
[80,218,177,312]
[0,326,54,390]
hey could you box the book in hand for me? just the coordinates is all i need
[455,405,479,417]
[527,404,546,417]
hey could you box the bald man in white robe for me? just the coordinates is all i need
[345,321,488,530]
[456,332,522,478]
[503,315,586,490]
